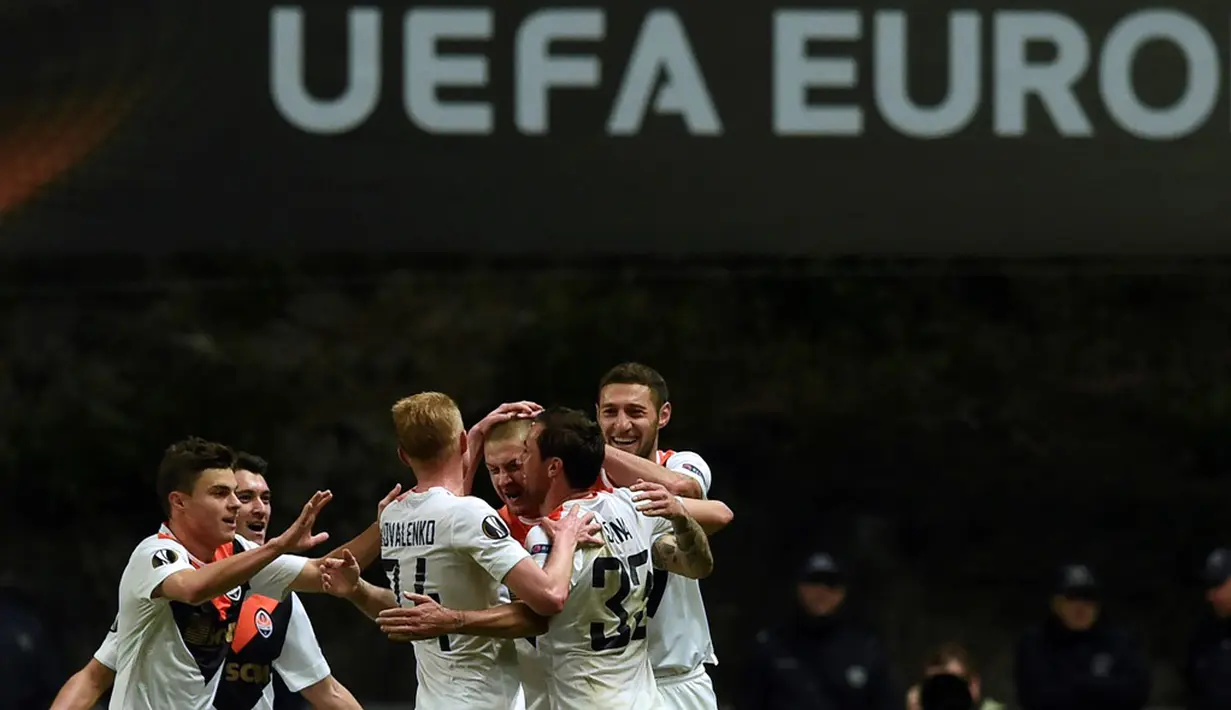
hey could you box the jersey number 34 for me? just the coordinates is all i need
[589,550,652,652]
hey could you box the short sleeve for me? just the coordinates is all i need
[271,594,331,693]
[126,537,194,601]
[664,451,712,498]
[93,620,119,670]
[238,537,309,599]
[525,526,551,568]
[455,498,532,583]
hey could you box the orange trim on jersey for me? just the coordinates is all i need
[231,595,279,653]
[590,474,613,493]
[546,491,600,520]
[497,506,537,546]
[156,529,237,620]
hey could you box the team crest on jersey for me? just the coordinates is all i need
[225,587,243,602]
[151,549,179,568]
[681,463,703,476]
[254,608,274,638]
[481,515,511,540]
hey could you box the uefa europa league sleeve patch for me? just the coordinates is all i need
[481,515,511,540]
[152,548,180,568]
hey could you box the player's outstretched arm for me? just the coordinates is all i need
[603,445,703,498]
[321,550,398,619]
[379,593,549,640]
[158,491,334,605]
[502,507,593,616]
[300,674,363,710]
[681,498,733,534]
[50,658,115,710]
[319,483,408,572]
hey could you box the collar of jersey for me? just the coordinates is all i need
[158,523,213,568]
[546,491,600,520]
[408,486,453,496]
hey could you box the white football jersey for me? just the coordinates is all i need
[109,525,307,710]
[380,487,529,710]
[646,450,718,677]
[96,589,329,710]
[525,489,673,710]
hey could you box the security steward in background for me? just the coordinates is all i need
[1185,547,1231,709]
[741,552,898,710]
[1014,564,1150,710]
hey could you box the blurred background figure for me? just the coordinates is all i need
[1185,547,1231,709]
[741,552,898,710]
[1014,563,1150,710]
[906,642,1005,710]
[0,584,63,710]
[917,673,973,710]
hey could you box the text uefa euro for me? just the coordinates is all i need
[270,6,1230,140]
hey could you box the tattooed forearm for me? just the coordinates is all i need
[652,515,714,579]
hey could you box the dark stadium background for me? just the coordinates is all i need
[4,0,1231,708]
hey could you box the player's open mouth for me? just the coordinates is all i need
[503,487,523,502]
[222,517,236,527]
[610,437,638,447]
[245,522,266,533]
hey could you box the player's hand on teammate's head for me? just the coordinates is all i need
[377,483,411,520]
[631,479,686,521]
[474,401,544,436]
[269,490,333,553]
[320,549,361,598]
[542,506,602,546]
[375,592,459,641]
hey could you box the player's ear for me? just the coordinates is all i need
[657,401,672,429]
[168,491,188,514]
[457,431,468,457]
[396,447,411,467]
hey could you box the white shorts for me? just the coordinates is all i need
[655,666,718,710]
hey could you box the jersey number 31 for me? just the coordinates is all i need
[589,550,652,652]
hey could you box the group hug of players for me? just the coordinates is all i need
[50,363,734,710]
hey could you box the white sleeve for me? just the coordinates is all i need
[525,526,551,568]
[455,498,532,583]
[651,511,674,540]
[126,537,194,600]
[271,594,331,693]
[238,537,309,600]
[93,618,119,670]
[664,450,712,498]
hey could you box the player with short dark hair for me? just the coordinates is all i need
[99,436,344,710]
[596,363,721,709]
